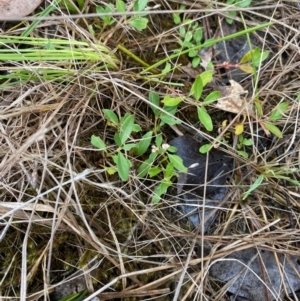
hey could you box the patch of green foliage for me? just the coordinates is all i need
[95,0,149,31]
[225,0,253,24]
[172,5,204,68]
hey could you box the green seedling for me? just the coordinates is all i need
[269,101,289,121]
[225,0,253,24]
[142,22,273,75]
[260,100,288,139]
[91,110,144,181]
[96,0,148,31]
[150,70,219,134]
[92,108,186,203]
[149,91,181,132]
[190,71,221,131]
[60,0,85,12]
[96,3,115,26]
[173,5,203,68]
[147,142,187,203]
[237,134,253,158]
[150,70,219,155]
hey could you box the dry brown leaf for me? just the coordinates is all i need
[215,80,254,115]
[199,47,212,70]
[0,0,42,18]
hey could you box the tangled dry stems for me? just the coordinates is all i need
[0,1,300,300]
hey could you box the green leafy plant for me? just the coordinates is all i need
[237,135,253,158]
[263,101,289,138]
[225,0,253,24]
[139,136,187,203]
[60,0,85,13]
[96,3,115,26]
[173,5,203,68]
[91,110,144,181]
[253,99,288,139]
[151,70,219,133]
[96,0,149,31]
[91,107,187,203]
[148,91,182,132]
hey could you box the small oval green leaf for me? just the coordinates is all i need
[134,131,153,156]
[114,133,122,147]
[165,162,175,178]
[237,150,249,158]
[116,0,126,12]
[192,56,200,68]
[252,49,269,67]
[152,180,171,203]
[264,122,283,138]
[117,152,131,181]
[270,101,288,121]
[199,143,212,153]
[132,124,142,132]
[188,49,198,58]
[191,75,203,101]
[135,0,148,11]
[184,32,193,43]
[197,106,213,131]
[161,95,182,106]
[102,109,119,125]
[204,91,220,103]
[172,13,181,25]
[120,114,135,144]
[160,106,180,126]
[148,166,162,177]
[239,65,254,74]
[200,70,213,87]
[91,135,107,152]
[167,154,187,172]
[242,138,253,146]
[167,145,177,153]
[194,28,203,44]
[155,134,163,147]
[129,17,148,31]
[149,91,160,116]
[240,49,256,64]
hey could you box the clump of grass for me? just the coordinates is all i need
[0,35,118,88]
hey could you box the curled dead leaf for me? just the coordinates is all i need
[0,0,42,18]
[215,80,254,115]
[199,47,212,70]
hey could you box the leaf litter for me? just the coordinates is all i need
[210,247,300,301]
[215,80,254,116]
